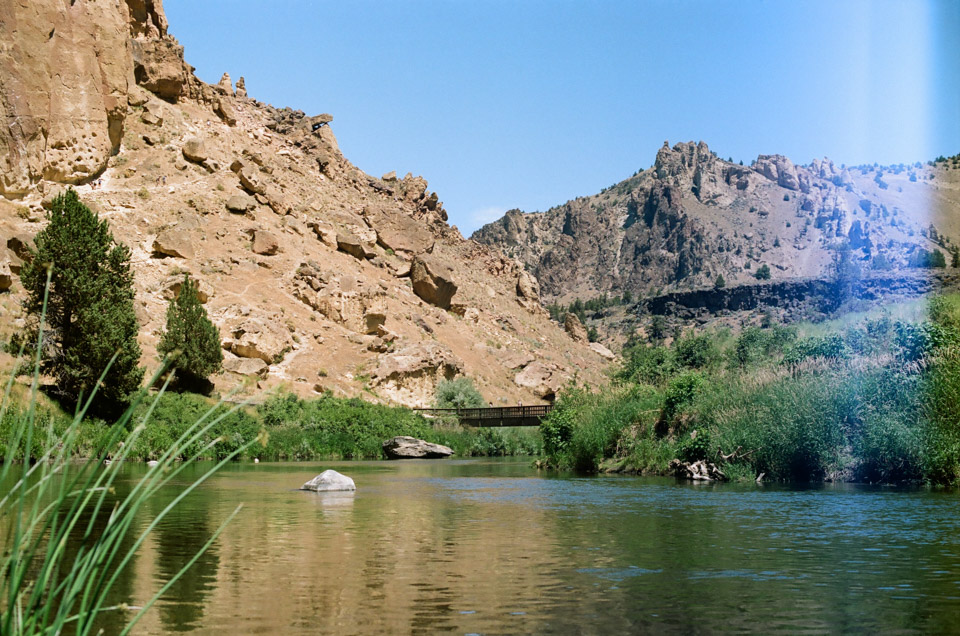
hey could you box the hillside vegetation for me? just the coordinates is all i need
[540,294,960,485]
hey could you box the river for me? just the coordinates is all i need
[42,458,960,633]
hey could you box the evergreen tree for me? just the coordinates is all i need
[18,189,143,414]
[754,264,772,280]
[714,274,726,289]
[952,247,960,269]
[158,276,223,386]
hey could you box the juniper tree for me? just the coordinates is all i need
[17,189,143,415]
[158,276,223,387]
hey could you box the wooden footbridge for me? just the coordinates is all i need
[414,404,553,427]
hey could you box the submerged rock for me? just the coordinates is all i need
[300,469,356,492]
[382,436,453,459]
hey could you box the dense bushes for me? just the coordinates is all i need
[542,295,960,485]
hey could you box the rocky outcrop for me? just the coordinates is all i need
[382,436,454,459]
[563,313,589,342]
[372,342,463,406]
[474,140,954,304]
[0,262,12,291]
[222,316,292,364]
[516,269,541,310]
[410,254,458,309]
[300,469,356,491]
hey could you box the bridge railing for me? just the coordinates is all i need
[413,404,552,426]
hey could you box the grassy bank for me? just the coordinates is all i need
[540,294,960,485]
[0,390,542,462]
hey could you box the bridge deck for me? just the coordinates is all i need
[415,405,552,427]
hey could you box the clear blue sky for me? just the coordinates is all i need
[165,0,960,235]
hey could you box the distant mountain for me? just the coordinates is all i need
[473,141,960,304]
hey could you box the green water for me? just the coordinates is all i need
[31,459,960,633]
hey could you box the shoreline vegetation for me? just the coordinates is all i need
[539,293,960,486]
[0,390,543,463]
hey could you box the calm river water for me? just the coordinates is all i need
[61,459,960,633]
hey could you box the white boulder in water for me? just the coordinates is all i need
[382,436,454,459]
[300,469,356,492]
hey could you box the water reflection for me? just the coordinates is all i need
[22,460,960,633]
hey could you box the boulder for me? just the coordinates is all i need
[589,342,616,360]
[152,227,195,259]
[235,76,247,98]
[381,170,397,182]
[337,231,376,260]
[252,230,279,255]
[237,165,265,195]
[515,361,565,400]
[516,270,541,307]
[181,137,207,163]
[410,254,458,309]
[0,262,12,291]
[226,194,255,214]
[564,312,589,343]
[215,98,238,126]
[382,436,453,460]
[222,355,268,378]
[309,222,338,248]
[300,469,356,492]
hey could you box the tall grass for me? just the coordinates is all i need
[1,270,259,634]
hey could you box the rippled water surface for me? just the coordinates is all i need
[48,459,960,633]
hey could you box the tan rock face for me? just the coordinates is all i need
[373,342,463,406]
[0,1,134,195]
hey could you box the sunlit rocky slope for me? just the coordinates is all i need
[474,141,960,305]
[0,0,608,405]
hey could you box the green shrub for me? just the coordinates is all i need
[435,377,486,409]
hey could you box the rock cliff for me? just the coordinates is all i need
[0,0,609,406]
[474,141,960,304]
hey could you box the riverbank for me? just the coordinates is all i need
[539,293,960,485]
[0,390,542,462]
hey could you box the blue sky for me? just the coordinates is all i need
[165,0,960,235]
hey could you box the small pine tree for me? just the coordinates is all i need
[952,247,960,269]
[755,264,771,280]
[17,189,143,415]
[714,274,726,289]
[158,276,223,386]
